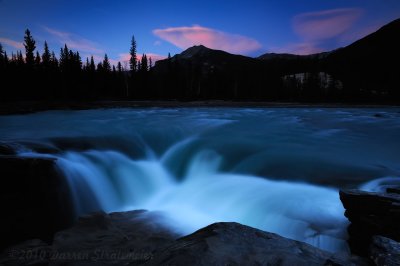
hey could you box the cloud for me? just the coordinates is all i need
[153,25,262,55]
[271,42,325,55]
[293,8,363,41]
[0,37,23,49]
[43,26,104,54]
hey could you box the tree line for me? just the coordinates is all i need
[0,29,155,101]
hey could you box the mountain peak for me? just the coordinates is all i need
[179,45,213,59]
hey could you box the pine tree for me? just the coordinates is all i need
[149,57,153,70]
[117,61,122,73]
[85,57,90,71]
[103,54,111,72]
[0,43,4,68]
[4,51,9,65]
[0,43,4,60]
[59,44,69,72]
[75,51,82,71]
[42,41,51,67]
[35,51,41,66]
[90,56,96,72]
[97,62,103,72]
[141,54,148,72]
[23,29,36,67]
[129,35,137,73]
[17,51,24,66]
[50,51,58,69]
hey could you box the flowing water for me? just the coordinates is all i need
[1,107,400,253]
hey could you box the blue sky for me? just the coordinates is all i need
[0,0,399,65]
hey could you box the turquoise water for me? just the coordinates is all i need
[1,107,400,253]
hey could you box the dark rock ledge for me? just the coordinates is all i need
[340,188,400,265]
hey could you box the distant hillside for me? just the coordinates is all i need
[325,18,400,99]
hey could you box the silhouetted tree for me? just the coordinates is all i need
[88,56,94,72]
[129,35,137,73]
[35,51,41,67]
[50,52,58,68]
[42,41,51,68]
[17,51,24,67]
[23,29,36,67]
[141,54,148,72]
[103,54,111,72]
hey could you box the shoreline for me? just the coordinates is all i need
[1,100,399,115]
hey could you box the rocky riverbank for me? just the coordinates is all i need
[0,210,368,266]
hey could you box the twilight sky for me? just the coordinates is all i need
[0,0,399,65]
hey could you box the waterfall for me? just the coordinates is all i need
[2,107,399,253]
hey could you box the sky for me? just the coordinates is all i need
[0,0,399,65]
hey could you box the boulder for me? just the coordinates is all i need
[0,156,74,251]
[369,236,400,266]
[147,222,366,266]
[0,142,18,155]
[340,189,400,256]
[0,210,180,266]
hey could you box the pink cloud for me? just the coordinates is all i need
[271,42,325,55]
[0,37,24,49]
[293,8,363,41]
[43,26,104,54]
[153,25,262,55]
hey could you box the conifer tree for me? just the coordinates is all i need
[50,51,58,69]
[103,54,111,72]
[129,35,137,73]
[23,29,36,67]
[35,51,41,67]
[90,56,96,72]
[141,54,148,72]
[117,61,122,73]
[42,41,51,67]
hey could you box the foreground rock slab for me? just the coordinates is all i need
[147,222,366,266]
[0,211,367,266]
[370,236,400,266]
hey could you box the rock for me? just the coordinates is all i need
[0,210,180,266]
[147,222,367,266]
[370,236,400,266]
[387,187,400,195]
[0,156,74,251]
[0,239,50,266]
[0,211,368,266]
[340,189,400,256]
[0,142,18,155]
[51,210,180,265]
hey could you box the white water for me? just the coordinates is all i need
[1,107,400,253]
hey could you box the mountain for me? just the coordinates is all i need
[153,18,400,102]
[325,18,400,99]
